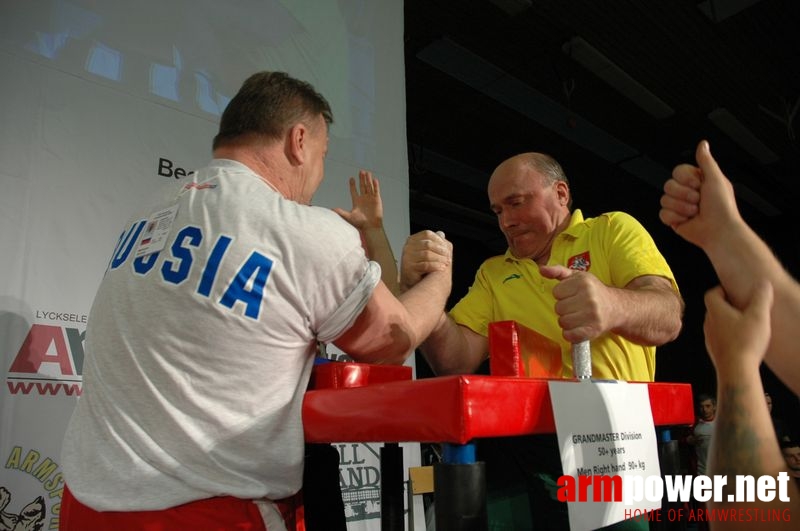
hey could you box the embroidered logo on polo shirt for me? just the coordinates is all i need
[567,251,591,272]
[502,273,522,283]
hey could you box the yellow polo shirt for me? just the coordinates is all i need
[450,210,678,382]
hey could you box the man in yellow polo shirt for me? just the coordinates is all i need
[401,151,684,529]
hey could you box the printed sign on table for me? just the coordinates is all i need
[549,380,661,531]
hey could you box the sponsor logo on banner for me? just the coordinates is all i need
[6,311,86,397]
[2,446,64,530]
[157,156,195,179]
[326,349,400,523]
[337,443,382,522]
[330,347,384,522]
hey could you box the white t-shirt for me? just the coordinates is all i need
[61,159,380,510]
[693,418,715,475]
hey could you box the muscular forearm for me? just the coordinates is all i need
[396,270,452,352]
[607,283,683,346]
[708,368,799,528]
[334,269,450,366]
[704,222,800,395]
[361,226,400,295]
[419,314,486,375]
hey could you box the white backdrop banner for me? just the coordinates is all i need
[0,1,421,529]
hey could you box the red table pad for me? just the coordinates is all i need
[303,375,694,444]
[309,360,412,390]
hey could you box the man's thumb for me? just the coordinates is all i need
[538,264,572,280]
[695,140,724,184]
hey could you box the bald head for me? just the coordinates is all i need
[487,152,573,262]
[489,153,572,208]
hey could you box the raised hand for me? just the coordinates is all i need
[333,169,384,230]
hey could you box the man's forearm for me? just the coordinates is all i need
[397,270,451,349]
[704,222,800,395]
[609,282,683,346]
[361,226,400,295]
[419,313,485,375]
[708,372,799,528]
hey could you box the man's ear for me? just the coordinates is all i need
[555,179,570,206]
[285,123,307,166]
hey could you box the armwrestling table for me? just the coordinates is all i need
[303,363,694,531]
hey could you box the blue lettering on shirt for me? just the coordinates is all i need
[198,235,233,297]
[133,250,160,275]
[109,220,146,270]
[220,252,274,319]
[109,222,272,320]
[161,226,202,284]
[109,220,274,319]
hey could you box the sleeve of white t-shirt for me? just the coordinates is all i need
[316,259,381,343]
[302,208,382,343]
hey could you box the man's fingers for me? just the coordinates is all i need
[358,171,367,194]
[670,163,703,188]
[703,281,773,369]
[562,326,593,344]
[702,285,746,339]
[411,259,447,272]
[663,178,700,203]
[658,208,690,229]
[660,193,699,218]
[406,233,451,268]
[356,170,378,195]
[413,246,451,265]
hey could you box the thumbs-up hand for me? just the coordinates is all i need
[659,140,743,249]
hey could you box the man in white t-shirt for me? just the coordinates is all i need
[59,71,452,531]
[688,393,716,475]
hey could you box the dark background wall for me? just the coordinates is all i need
[404,0,800,431]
